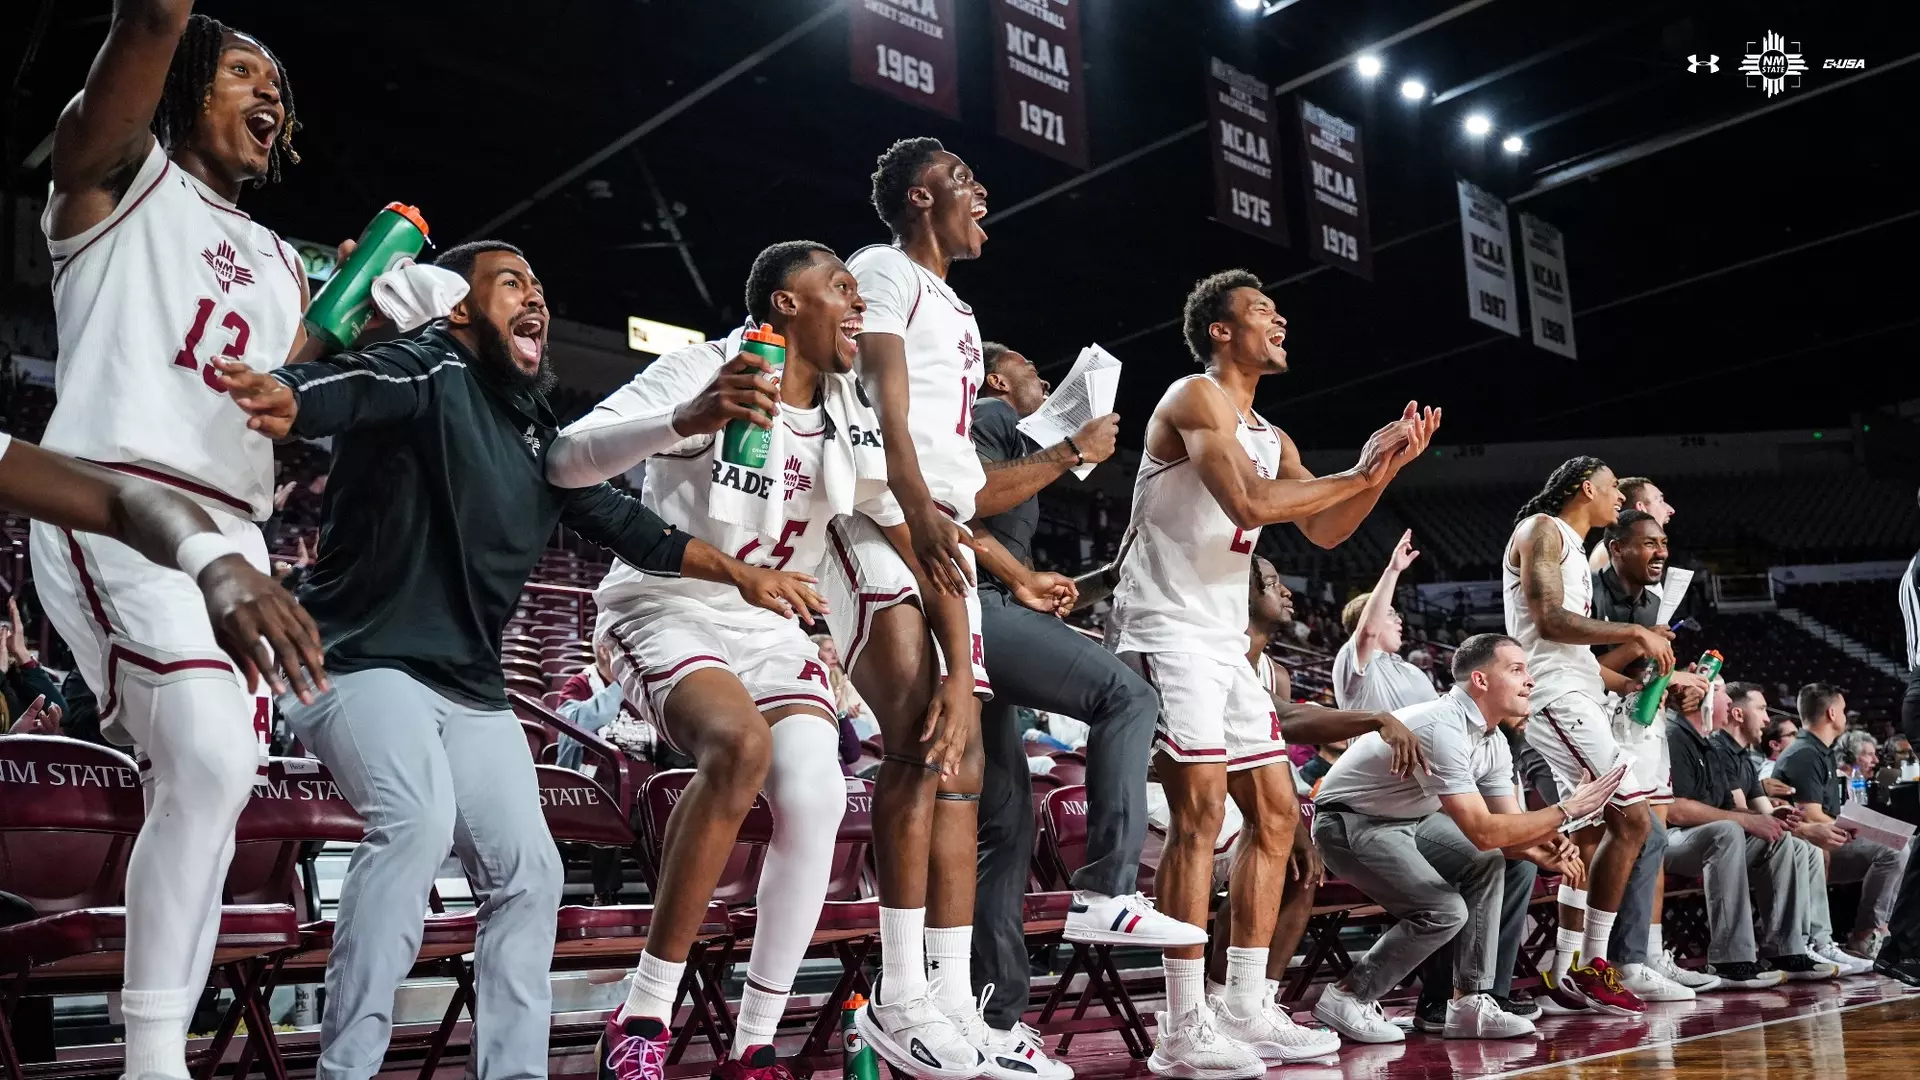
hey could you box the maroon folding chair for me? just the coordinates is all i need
[0,737,299,1080]
[520,719,553,760]
[1047,751,1088,787]
[1032,786,1151,1058]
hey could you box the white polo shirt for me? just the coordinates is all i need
[1315,685,1514,819]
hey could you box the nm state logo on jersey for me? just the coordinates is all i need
[200,240,255,293]
[782,455,813,502]
[958,331,981,372]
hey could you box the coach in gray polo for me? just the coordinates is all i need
[1310,634,1621,1044]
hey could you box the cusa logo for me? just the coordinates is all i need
[1823,59,1866,69]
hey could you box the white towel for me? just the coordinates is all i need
[371,260,469,332]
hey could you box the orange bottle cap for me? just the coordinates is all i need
[845,993,867,1009]
[744,323,786,348]
[384,202,430,238]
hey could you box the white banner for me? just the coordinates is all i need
[1519,213,1576,358]
[1456,179,1518,337]
[10,354,55,388]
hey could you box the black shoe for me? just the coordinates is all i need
[1875,953,1920,989]
[1494,990,1542,1020]
[1708,961,1786,990]
[1414,996,1448,1034]
[1767,953,1839,981]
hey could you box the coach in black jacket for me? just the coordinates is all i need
[220,241,820,1080]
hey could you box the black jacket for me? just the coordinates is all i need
[273,325,689,708]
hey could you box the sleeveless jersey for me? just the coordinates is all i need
[847,245,987,522]
[1503,514,1606,706]
[1255,652,1287,701]
[41,141,301,521]
[595,403,835,632]
[1111,375,1285,659]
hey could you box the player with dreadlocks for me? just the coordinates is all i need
[33,6,308,1077]
[1502,457,1676,1018]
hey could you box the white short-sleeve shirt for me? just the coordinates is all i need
[1314,686,1514,819]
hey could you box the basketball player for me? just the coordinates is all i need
[1505,458,1676,1016]
[541,241,899,1079]
[0,434,324,696]
[1586,476,1674,572]
[1110,269,1437,1076]
[30,7,307,1075]
[830,138,996,1076]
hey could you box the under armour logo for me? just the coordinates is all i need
[1687,54,1720,73]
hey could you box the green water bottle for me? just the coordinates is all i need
[1631,647,1723,726]
[841,994,879,1080]
[719,324,787,468]
[302,202,432,351]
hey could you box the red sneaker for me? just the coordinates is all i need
[711,1045,797,1080]
[1566,958,1646,1016]
[597,1013,671,1080]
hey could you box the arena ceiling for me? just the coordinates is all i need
[6,0,1911,449]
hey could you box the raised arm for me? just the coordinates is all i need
[47,0,193,240]
[1274,403,1440,549]
[1516,516,1674,668]
[1351,530,1419,669]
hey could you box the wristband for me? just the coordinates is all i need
[175,532,244,581]
[1556,883,1589,908]
[1062,435,1082,465]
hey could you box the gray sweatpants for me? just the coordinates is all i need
[1664,820,1803,963]
[1313,809,1505,1000]
[1418,856,1537,1003]
[1820,835,1909,941]
[283,667,563,1080]
[972,587,1157,1029]
[1608,812,1670,966]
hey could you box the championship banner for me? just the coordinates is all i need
[992,0,1088,168]
[1297,98,1371,279]
[1456,178,1519,336]
[1519,212,1577,359]
[850,0,960,119]
[1205,57,1287,247]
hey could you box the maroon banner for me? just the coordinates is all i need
[991,0,1088,168]
[1205,57,1287,248]
[849,0,960,119]
[1297,97,1373,279]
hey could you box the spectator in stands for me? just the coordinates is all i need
[1836,730,1880,789]
[1334,531,1438,712]
[554,639,622,773]
[1881,735,1914,786]
[1760,716,1799,780]
[0,598,65,728]
[1665,678,1830,984]
[1587,476,1674,572]
[1775,684,1909,960]
[1311,634,1604,1043]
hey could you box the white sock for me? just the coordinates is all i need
[123,986,196,1079]
[1582,907,1618,966]
[1553,926,1584,983]
[733,983,790,1057]
[622,950,685,1023]
[1206,978,1228,1000]
[926,925,974,1015]
[1165,956,1205,1022]
[880,906,928,1003]
[1225,946,1269,1014]
[1648,923,1664,957]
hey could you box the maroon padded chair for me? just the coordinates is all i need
[521,719,554,760]
[1032,785,1150,1057]
[1047,751,1088,787]
[0,737,299,1080]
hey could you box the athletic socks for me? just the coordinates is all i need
[926,925,974,1016]
[1582,907,1618,967]
[622,950,686,1024]
[1164,956,1206,1022]
[733,982,790,1058]
[1648,922,1664,956]
[1553,926,1584,984]
[122,986,196,1080]
[880,906,928,1004]
[1224,946,1270,1015]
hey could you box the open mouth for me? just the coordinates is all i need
[1268,329,1287,348]
[511,314,546,365]
[244,109,279,149]
[970,201,989,240]
[838,312,865,350]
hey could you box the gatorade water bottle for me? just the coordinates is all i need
[302,202,432,351]
[1631,647,1723,726]
[841,994,879,1080]
[719,324,787,468]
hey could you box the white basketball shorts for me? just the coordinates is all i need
[1526,690,1651,808]
[819,512,990,699]
[1124,650,1289,772]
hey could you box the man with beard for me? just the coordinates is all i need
[219,241,821,1080]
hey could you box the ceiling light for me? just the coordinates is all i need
[1464,113,1492,136]
[1399,79,1427,100]
[1356,55,1383,78]
[1234,0,1261,10]
[1502,135,1524,153]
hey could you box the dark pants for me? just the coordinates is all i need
[1882,669,1920,959]
[1418,856,1538,1005]
[971,586,1158,1028]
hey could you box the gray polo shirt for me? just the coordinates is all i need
[1315,685,1515,819]
[1333,636,1440,713]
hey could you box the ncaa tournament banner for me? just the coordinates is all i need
[1205,57,1287,247]
[1297,98,1372,279]
[992,0,1088,168]
[850,0,960,119]
[1519,213,1577,359]
[1456,178,1519,337]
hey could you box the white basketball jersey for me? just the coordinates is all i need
[847,244,987,523]
[1503,514,1605,706]
[594,404,835,632]
[41,141,301,521]
[1111,375,1285,659]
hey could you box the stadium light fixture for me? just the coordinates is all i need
[1234,0,1261,10]
[1502,135,1524,153]
[1399,78,1427,100]
[1356,55,1383,78]
[1464,113,1492,136]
